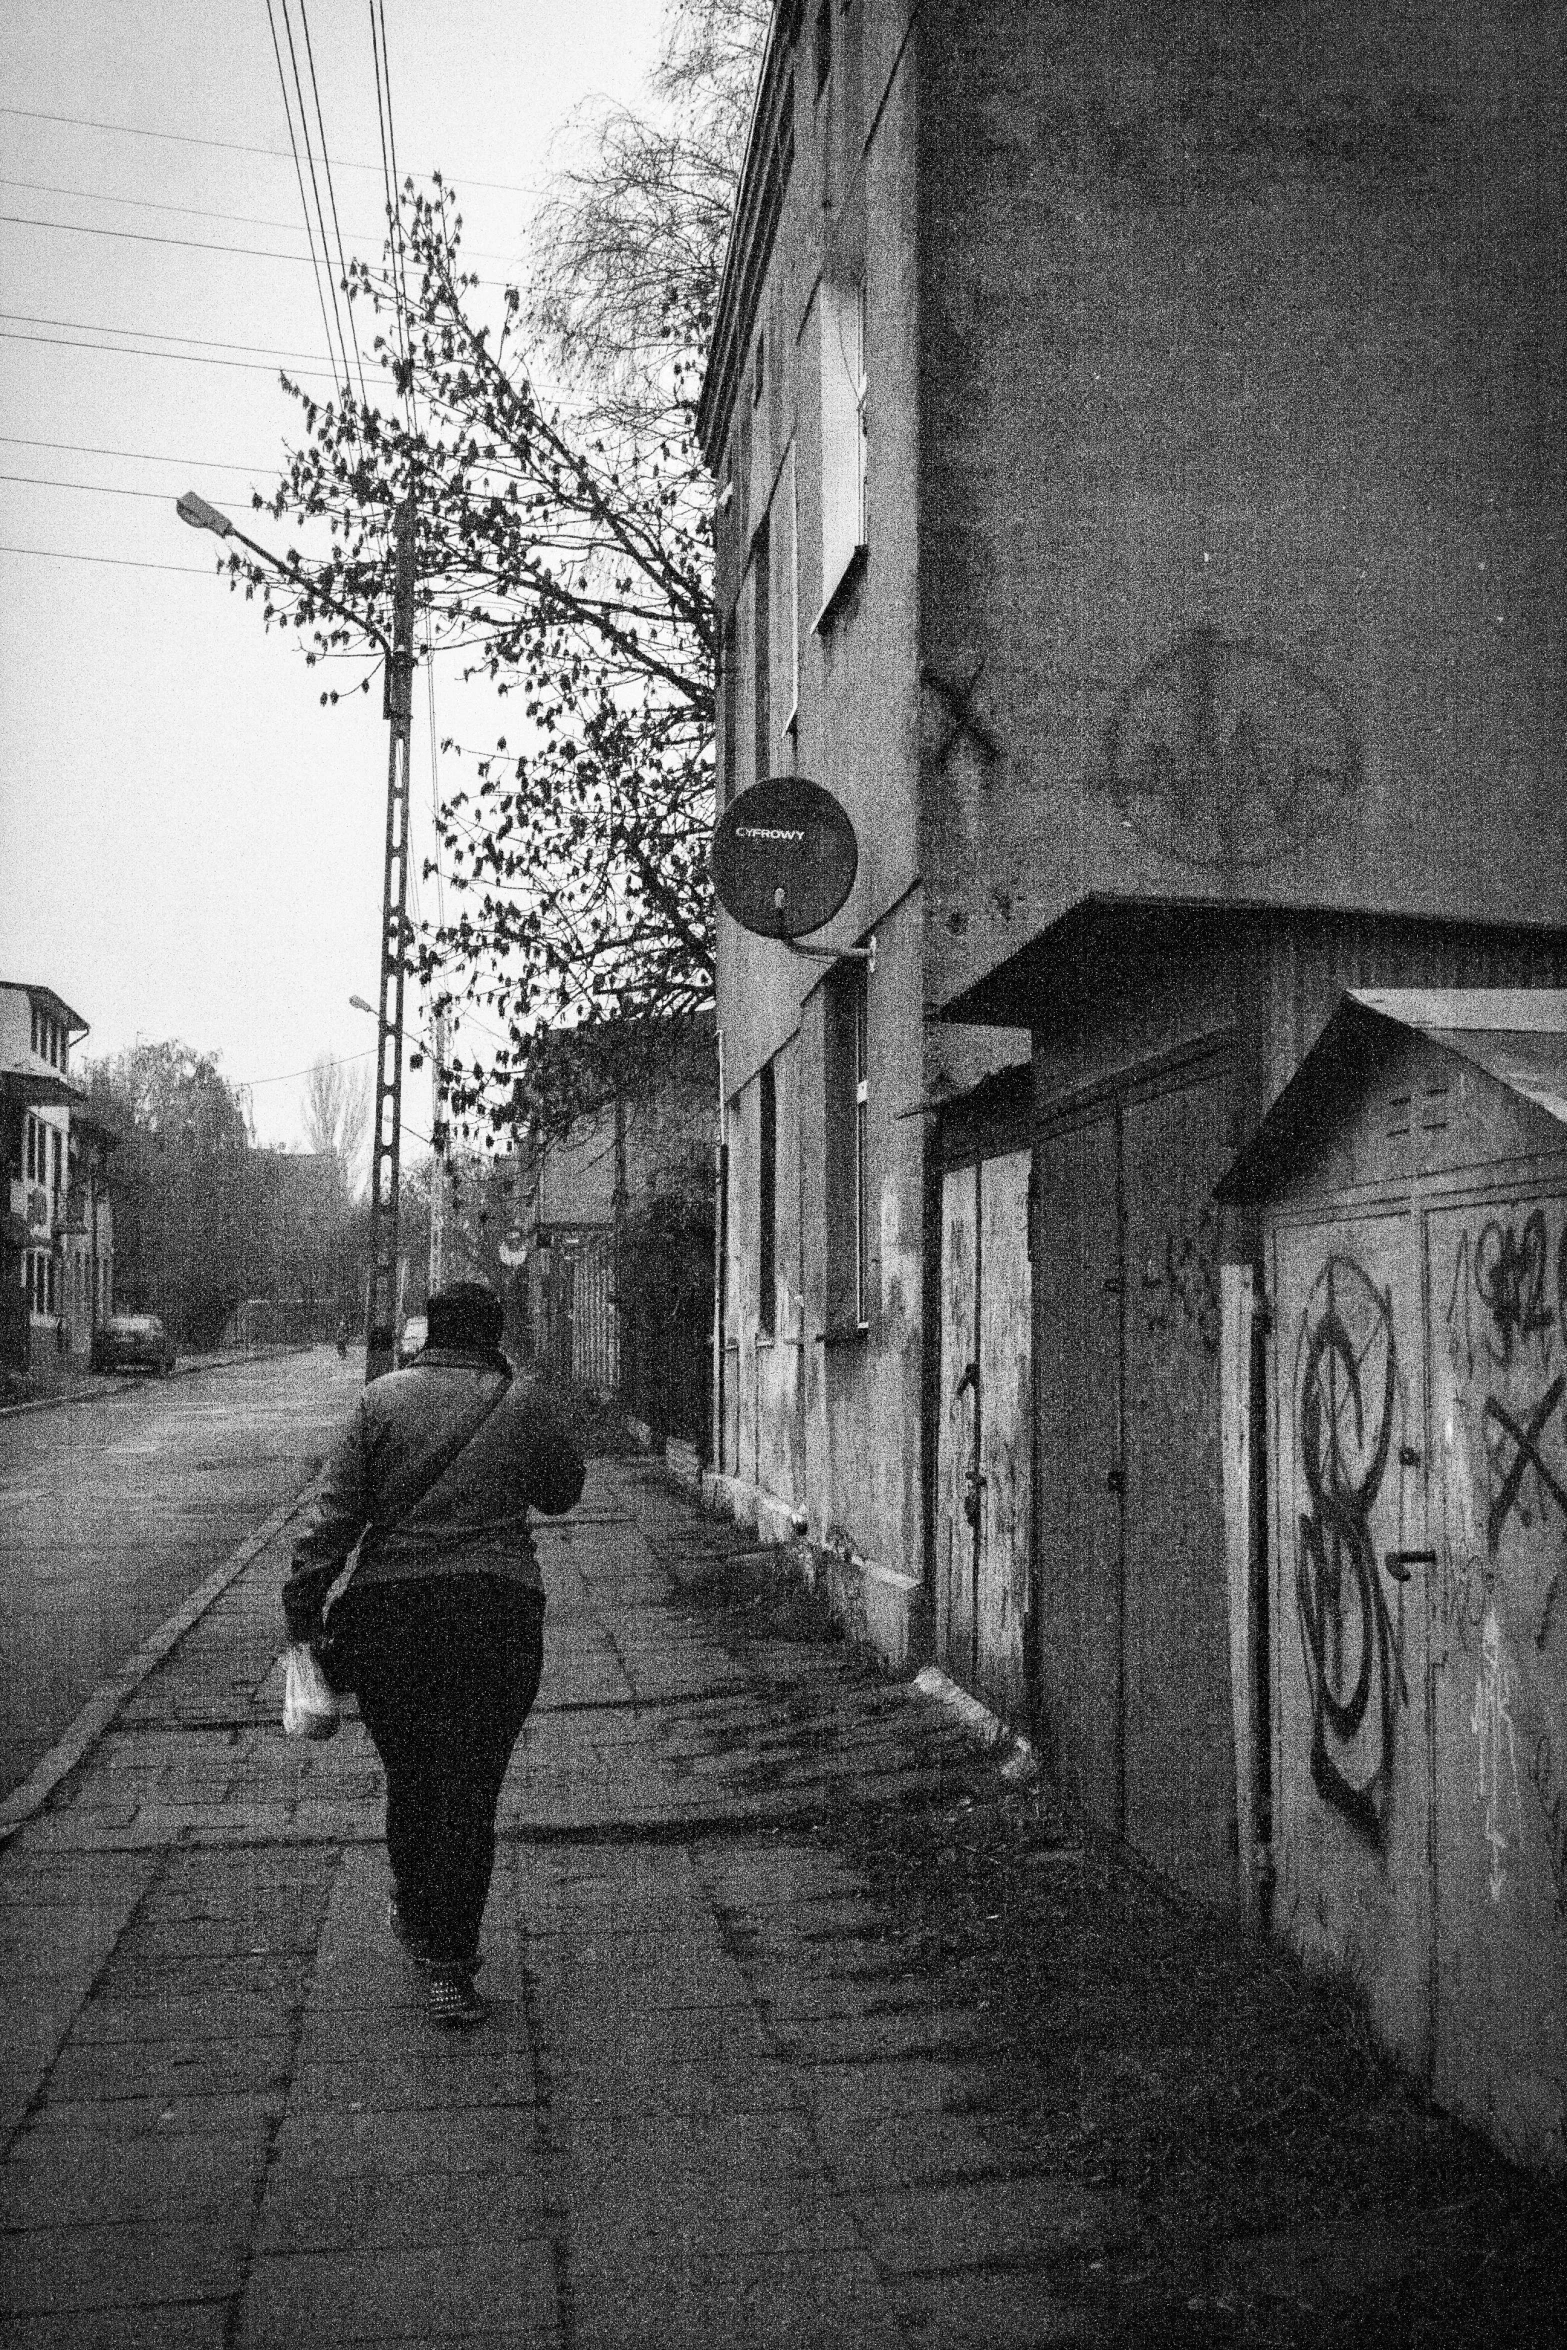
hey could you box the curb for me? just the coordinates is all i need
[0,1477,321,1847]
[0,1343,312,1421]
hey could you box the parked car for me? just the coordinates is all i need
[395,1313,428,1367]
[92,1314,176,1376]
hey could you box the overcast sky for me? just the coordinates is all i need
[0,0,667,1149]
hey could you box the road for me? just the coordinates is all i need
[0,1347,357,1799]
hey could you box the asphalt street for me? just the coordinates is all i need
[0,1349,355,1799]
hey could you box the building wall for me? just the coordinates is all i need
[707,6,936,1605]
[1255,1030,1567,2170]
[918,0,1567,1012]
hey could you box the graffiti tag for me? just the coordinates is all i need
[1141,1205,1221,1358]
[1475,1212,1556,1366]
[1295,1257,1407,1844]
[1482,1375,1567,1554]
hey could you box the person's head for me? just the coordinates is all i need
[425,1279,505,1358]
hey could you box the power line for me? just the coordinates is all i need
[369,0,415,433]
[241,1048,377,1089]
[0,543,214,574]
[0,210,321,264]
[0,434,274,472]
[264,0,348,398]
[0,102,534,195]
[0,470,218,502]
[0,210,504,283]
[0,172,326,237]
[0,308,327,364]
[0,327,341,379]
[300,0,374,419]
[0,175,520,264]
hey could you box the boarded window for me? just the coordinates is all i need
[752,514,771,784]
[720,604,738,804]
[779,442,799,731]
[824,961,870,1331]
[818,276,866,619]
[759,1058,777,1336]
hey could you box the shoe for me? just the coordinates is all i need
[425,1967,487,2030]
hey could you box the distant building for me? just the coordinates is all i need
[511,1017,717,1446]
[0,981,114,1383]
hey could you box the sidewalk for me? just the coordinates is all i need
[1,1459,1561,2349]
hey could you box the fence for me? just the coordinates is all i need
[523,1200,713,1456]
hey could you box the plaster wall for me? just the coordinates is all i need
[917,0,1567,1014]
[715,8,925,1099]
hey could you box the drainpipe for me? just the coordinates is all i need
[714,1027,727,1478]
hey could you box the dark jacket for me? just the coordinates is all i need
[282,1347,585,1643]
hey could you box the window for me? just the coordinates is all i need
[720,604,738,804]
[26,1115,36,1182]
[759,1058,777,1337]
[30,1004,38,1055]
[751,513,771,785]
[814,0,832,95]
[51,1128,62,1195]
[781,443,799,730]
[817,276,867,621]
[825,961,870,1334]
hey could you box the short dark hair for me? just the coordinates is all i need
[426,1280,504,1355]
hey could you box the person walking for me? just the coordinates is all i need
[282,1278,584,2027]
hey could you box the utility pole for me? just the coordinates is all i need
[363,492,417,1381]
[427,1002,450,1294]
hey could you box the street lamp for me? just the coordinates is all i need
[176,493,397,666]
[179,487,418,1384]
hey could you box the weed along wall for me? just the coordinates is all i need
[1224,993,1567,2172]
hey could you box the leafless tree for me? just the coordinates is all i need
[303,1054,373,1196]
[222,0,767,1139]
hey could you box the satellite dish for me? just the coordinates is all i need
[711,776,858,940]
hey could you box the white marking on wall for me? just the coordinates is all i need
[1471,1603,1523,1905]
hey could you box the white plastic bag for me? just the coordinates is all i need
[282,1642,340,1741]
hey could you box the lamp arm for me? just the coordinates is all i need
[226,523,398,667]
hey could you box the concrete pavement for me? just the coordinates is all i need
[3,1457,1561,2348]
[1,1457,1090,2350]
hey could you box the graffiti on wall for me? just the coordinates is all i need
[1140,1203,1221,1357]
[1445,1210,1565,1381]
[1294,1256,1409,1844]
[1101,625,1360,869]
[1439,1204,1567,1926]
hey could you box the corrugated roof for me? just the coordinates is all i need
[1216,988,1567,1202]
[1348,989,1567,1128]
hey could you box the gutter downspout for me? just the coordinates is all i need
[715,1026,728,1477]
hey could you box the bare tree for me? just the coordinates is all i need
[303,1054,373,1196]
[221,0,767,1140]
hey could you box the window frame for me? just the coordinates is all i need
[816,275,868,627]
[758,1058,777,1339]
[751,512,772,787]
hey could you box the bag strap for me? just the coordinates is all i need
[374,1367,511,1539]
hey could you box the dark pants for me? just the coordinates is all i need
[334,1575,545,1966]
